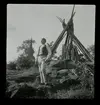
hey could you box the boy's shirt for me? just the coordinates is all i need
[38,43,52,61]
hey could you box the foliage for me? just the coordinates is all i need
[15,39,36,70]
[17,39,35,55]
[6,51,94,99]
[7,61,17,70]
[6,64,94,99]
[87,44,95,57]
[16,54,35,70]
[48,41,54,48]
[47,89,69,99]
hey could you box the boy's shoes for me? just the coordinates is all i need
[40,83,44,85]
[45,83,53,87]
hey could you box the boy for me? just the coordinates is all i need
[36,38,52,85]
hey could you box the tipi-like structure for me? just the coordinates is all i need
[49,5,94,74]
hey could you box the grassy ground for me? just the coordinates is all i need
[6,65,94,99]
[6,66,39,80]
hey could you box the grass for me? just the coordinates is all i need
[6,66,39,81]
[6,65,94,99]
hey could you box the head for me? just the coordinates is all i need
[41,38,46,45]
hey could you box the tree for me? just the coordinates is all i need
[7,61,17,70]
[16,38,36,70]
[16,54,35,70]
[17,39,36,56]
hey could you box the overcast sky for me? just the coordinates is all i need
[7,4,95,63]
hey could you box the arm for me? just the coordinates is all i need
[45,43,52,61]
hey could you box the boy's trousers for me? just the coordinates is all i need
[38,56,47,84]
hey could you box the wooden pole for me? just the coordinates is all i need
[56,16,63,23]
[71,5,75,18]
[73,35,93,62]
[51,14,75,55]
[50,5,76,59]
[73,34,93,62]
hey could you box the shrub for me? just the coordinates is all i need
[7,61,16,70]
[16,54,35,70]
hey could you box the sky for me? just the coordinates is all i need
[7,4,95,63]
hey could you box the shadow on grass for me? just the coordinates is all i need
[50,79,81,93]
[15,74,39,83]
[6,82,50,98]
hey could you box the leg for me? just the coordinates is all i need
[41,61,46,84]
[41,71,46,83]
[38,57,44,84]
[39,65,43,83]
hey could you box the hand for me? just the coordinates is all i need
[45,59,50,63]
[35,58,38,65]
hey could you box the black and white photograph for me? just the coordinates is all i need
[6,4,95,99]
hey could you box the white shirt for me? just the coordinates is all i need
[38,43,52,61]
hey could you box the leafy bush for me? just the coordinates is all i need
[87,44,95,58]
[7,61,16,70]
[16,54,35,70]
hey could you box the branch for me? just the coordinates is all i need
[56,16,63,23]
[71,5,75,18]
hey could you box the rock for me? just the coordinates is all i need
[50,70,57,78]
[68,73,78,80]
[51,59,77,70]
[11,84,37,98]
[59,76,66,83]
[45,66,52,74]
[57,69,68,75]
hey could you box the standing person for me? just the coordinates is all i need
[36,38,52,85]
